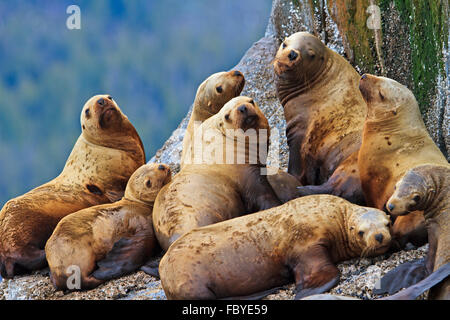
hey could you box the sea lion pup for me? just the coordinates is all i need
[153,96,281,251]
[273,32,366,204]
[0,95,145,278]
[383,165,450,300]
[45,163,171,291]
[159,195,391,300]
[181,70,245,167]
[358,74,448,247]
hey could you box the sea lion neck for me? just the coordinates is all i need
[276,49,333,106]
[417,166,450,219]
[331,205,361,261]
[81,126,145,164]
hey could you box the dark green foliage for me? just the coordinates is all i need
[0,0,272,205]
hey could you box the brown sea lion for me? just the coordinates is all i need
[153,96,281,251]
[358,74,448,210]
[385,164,450,300]
[45,163,171,291]
[181,70,245,167]
[358,74,448,248]
[0,95,145,278]
[159,195,391,300]
[273,32,366,204]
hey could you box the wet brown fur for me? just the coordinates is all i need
[273,32,366,204]
[387,165,450,299]
[181,70,245,167]
[153,96,281,251]
[45,163,171,291]
[159,195,391,299]
[0,95,145,278]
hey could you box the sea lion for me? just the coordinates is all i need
[358,74,448,249]
[45,163,171,291]
[0,95,145,278]
[159,195,391,300]
[273,32,366,204]
[358,74,448,210]
[385,164,450,300]
[181,70,245,167]
[153,96,281,251]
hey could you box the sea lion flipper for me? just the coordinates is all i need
[243,167,281,211]
[140,259,161,278]
[292,246,340,300]
[373,258,428,295]
[91,231,152,281]
[380,262,450,300]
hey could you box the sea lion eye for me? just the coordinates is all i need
[146,180,152,188]
[379,91,385,100]
[413,195,420,202]
[85,109,90,117]
[249,99,255,105]
[358,231,364,237]
[216,86,223,93]
[282,42,287,49]
[225,114,230,121]
[107,96,113,100]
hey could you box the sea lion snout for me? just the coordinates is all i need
[288,50,298,61]
[375,233,384,243]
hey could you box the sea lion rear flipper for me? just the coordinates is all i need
[140,258,161,278]
[91,231,153,281]
[373,258,428,295]
[292,245,340,300]
[380,262,450,300]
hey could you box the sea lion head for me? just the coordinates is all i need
[80,94,145,152]
[124,163,172,204]
[348,207,391,257]
[359,74,417,120]
[386,169,428,217]
[218,96,269,133]
[196,70,245,116]
[273,32,328,80]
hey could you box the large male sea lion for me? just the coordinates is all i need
[358,74,448,247]
[0,95,145,278]
[153,96,281,251]
[384,164,450,300]
[273,32,366,204]
[181,70,245,167]
[45,163,171,291]
[159,195,391,300]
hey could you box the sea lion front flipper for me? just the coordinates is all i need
[380,262,450,300]
[140,258,161,278]
[373,258,428,295]
[292,245,340,300]
[242,167,281,212]
[91,230,153,281]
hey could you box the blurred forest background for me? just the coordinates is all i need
[0,0,272,206]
